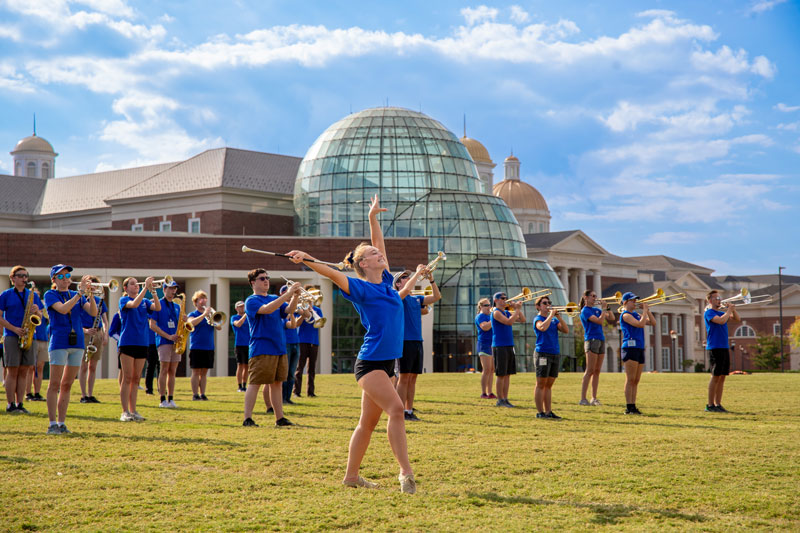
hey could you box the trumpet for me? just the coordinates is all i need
[305,306,326,329]
[242,245,346,270]
[205,307,226,327]
[410,286,434,297]
[136,275,174,289]
[281,277,323,306]
[72,278,119,296]
[421,251,446,278]
[549,302,580,317]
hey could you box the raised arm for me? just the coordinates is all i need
[286,250,350,295]
[368,195,389,272]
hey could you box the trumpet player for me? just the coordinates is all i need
[579,290,615,407]
[149,280,182,407]
[294,285,325,399]
[279,287,302,404]
[44,265,97,434]
[187,290,221,401]
[0,265,43,414]
[704,290,740,413]
[231,301,250,393]
[533,295,569,419]
[394,266,441,421]
[619,292,654,415]
[79,276,109,404]
[491,291,525,408]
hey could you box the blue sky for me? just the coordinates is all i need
[1,0,798,276]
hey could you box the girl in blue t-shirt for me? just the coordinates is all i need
[474,298,494,399]
[619,292,655,415]
[186,290,221,401]
[578,290,615,407]
[533,295,569,419]
[287,195,419,495]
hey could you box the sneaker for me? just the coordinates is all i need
[237,386,245,393]
[536,412,547,418]
[26,393,34,401]
[192,394,202,401]
[145,390,154,396]
[705,404,718,412]
[308,393,317,398]
[503,400,515,408]
[6,404,18,414]
[275,417,294,427]
[406,412,420,421]
[716,405,728,413]
[120,411,135,422]
[33,393,44,401]
[266,407,274,414]
[16,404,29,414]
[80,397,89,403]
[200,394,208,401]
[167,400,177,408]
[59,424,71,434]
[342,476,379,489]
[624,408,635,415]
[131,411,145,421]
[495,399,505,407]
[480,393,490,399]
[579,399,590,406]
[293,392,301,398]
[242,417,259,427]
[284,398,295,405]
[546,411,562,420]
[590,399,602,406]
[159,400,169,408]
[631,407,642,415]
[47,425,61,435]
[398,473,416,494]
[89,396,101,403]
[487,393,497,399]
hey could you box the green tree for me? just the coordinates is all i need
[752,335,782,371]
[789,317,800,349]
[573,321,585,368]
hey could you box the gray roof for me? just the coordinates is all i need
[0,174,47,215]
[697,274,725,290]
[524,230,580,248]
[603,281,655,300]
[717,275,753,282]
[627,255,713,273]
[744,274,800,285]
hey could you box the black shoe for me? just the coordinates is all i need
[242,418,259,427]
[308,392,317,398]
[34,393,44,401]
[89,396,101,403]
[145,390,154,396]
[284,398,295,405]
[716,405,728,413]
[16,404,29,414]
[624,408,635,415]
[536,412,547,419]
[200,394,208,401]
[275,417,294,427]
[26,393,34,401]
[705,404,718,412]
[545,411,562,420]
[80,397,89,403]
[495,399,505,407]
[266,407,274,414]
[632,407,642,415]
[404,412,420,421]
[192,394,202,401]
[504,400,515,408]
[6,404,18,413]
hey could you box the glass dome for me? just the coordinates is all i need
[295,107,572,371]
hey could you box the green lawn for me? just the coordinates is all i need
[2,372,799,531]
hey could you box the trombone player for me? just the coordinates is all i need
[491,290,526,408]
[187,290,222,401]
[579,290,615,407]
[704,290,740,413]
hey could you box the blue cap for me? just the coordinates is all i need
[49,264,73,279]
[621,291,638,303]
[164,280,179,288]
[493,291,507,301]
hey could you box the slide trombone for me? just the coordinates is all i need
[598,291,622,305]
[135,276,173,289]
[617,291,685,313]
[242,245,347,270]
[506,287,552,307]
[205,307,226,327]
[549,302,580,317]
[720,288,772,307]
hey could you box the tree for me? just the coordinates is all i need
[789,317,800,349]
[752,335,782,371]
[573,321,585,369]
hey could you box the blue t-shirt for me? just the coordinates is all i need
[491,308,514,347]
[188,310,215,351]
[119,296,153,347]
[0,287,44,338]
[704,308,729,350]
[150,298,180,347]
[283,315,299,345]
[399,295,424,342]
[231,314,251,347]
[340,269,403,361]
[44,290,89,351]
[534,314,561,355]
[580,306,604,341]
[475,313,492,353]
[80,297,108,330]
[108,313,121,343]
[298,306,323,345]
[620,311,645,349]
[246,294,289,357]
[34,316,49,342]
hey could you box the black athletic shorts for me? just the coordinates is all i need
[235,345,249,365]
[535,352,560,379]
[708,348,730,376]
[119,345,148,359]
[493,346,517,376]
[398,340,423,374]
[189,349,214,369]
[354,358,395,382]
[622,347,645,364]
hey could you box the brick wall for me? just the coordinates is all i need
[109,209,294,236]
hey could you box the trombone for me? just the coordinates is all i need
[72,278,120,296]
[549,302,580,317]
[135,275,174,289]
[242,245,347,270]
[506,287,552,305]
[617,291,685,313]
[720,288,772,307]
[205,307,226,327]
[410,286,434,297]
[598,291,622,305]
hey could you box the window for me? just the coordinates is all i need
[131,224,143,232]
[734,325,756,338]
[42,162,50,179]
[27,161,36,177]
[14,161,21,176]
[661,347,671,370]
[677,347,684,369]
[773,323,782,336]
[646,325,653,335]
[159,221,172,232]
[539,222,544,233]
[527,222,534,233]
[675,316,683,335]
[188,218,201,234]
[661,315,668,333]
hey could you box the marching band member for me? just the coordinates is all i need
[0,266,43,414]
[491,291,525,408]
[79,276,108,404]
[118,276,161,422]
[704,290,740,413]
[294,288,324,398]
[144,316,159,397]
[149,280,181,408]
[475,298,495,399]
[579,290,614,406]
[44,265,97,434]
[25,282,48,403]
[394,268,441,421]
[230,301,250,393]
[242,269,301,427]
[187,291,220,401]
[287,195,419,494]
[533,295,569,419]
[619,292,654,415]
[280,287,302,404]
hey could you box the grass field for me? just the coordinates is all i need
[2,371,799,532]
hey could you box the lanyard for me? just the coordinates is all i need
[164,298,177,322]
[15,287,26,307]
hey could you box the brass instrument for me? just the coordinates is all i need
[720,288,772,307]
[506,287,552,307]
[173,294,194,354]
[84,310,103,360]
[242,245,347,270]
[205,307,226,327]
[19,282,41,351]
[410,286,434,297]
[598,291,622,305]
[549,302,580,317]
[282,277,326,328]
[617,291,685,313]
[72,278,119,295]
[135,276,173,289]
[422,251,446,277]
[306,306,326,329]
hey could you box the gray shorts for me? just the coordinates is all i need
[3,336,35,367]
[584,339,605,355]
[535,352,561,379]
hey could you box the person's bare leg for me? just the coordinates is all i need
[57,365,80,423]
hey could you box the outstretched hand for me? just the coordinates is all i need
[368,194,387,218]
[286,250,312,264]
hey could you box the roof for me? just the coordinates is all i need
[11,134,56,155]
[743,273,800,285]
[603,281,655,300]
[627,255,713,274]
[697,274,725,290]
[717,275,753,282]
[493,178,549,212]
[0,174,47,215]
[460,137,492,163]
[524,230,579,249]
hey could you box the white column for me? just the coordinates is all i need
[683,313,693,372]
[557,267,569,295]
[568,269,578,304]
[319,278,333,375]
[578,268,587,297]
[422,302,434,374]
[213,277,230,377]
[105,286,122,380]
[653,312,662,372]
[592,270,602,296]
[184,277,211,377]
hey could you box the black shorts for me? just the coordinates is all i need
[119,345,148,359]
[189,349,214,369]
[708,348,730,376]
[235,345,249,365]
[535,352,560,378]
[398,340,423,374]
[493,346,516,376]
[147,344,158,360]
[354,358,396,382]
[622,347,645,364]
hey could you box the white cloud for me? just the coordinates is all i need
[0,62,35,93]
[691,45,775,79]
[74,0,135,18]
[26,56,142,94]
[749,0,787,14]
[509,5,530,24]
[461,6,498,26]
[776,122,799,131]
[775,103,800,112]
[644,231,701,244]
[718,173,783,181]
[636,10,678,19]
[0,24,22,41]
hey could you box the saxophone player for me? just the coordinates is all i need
[148,280,182,408]
[0,266,43,414]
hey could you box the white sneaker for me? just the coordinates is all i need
[167,400,177,408]
[579,399,590,406]
[159,400,169,408]
[590,399,602,406]
[131,411,145,421]
[398,473,416,494]
[120,411,134,422]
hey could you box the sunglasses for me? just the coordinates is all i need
[540,301,551,305]
[498,296,507,300]
[481,304,490,307]
[55,273,72,280]
[14,273,29,278]
[255,276,269,282]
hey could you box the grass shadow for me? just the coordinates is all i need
[4,429,244,447]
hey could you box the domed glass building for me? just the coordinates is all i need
[295,107,571,372]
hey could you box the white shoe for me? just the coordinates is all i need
[131,411,145,421]
[398,473,416,494]
[590,399,602,406]
[579,399,590,406]
[167,400,177,408]
[120,411,134,422]
[159,400,169,408]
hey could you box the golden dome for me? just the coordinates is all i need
[11,134,56,155]
[493,179,549,212]
[504,154,519,162]
[460,136,492,164]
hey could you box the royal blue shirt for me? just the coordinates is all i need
[44,290,89,351]
[621,311,645,349]
[340,269,403,361]
[399,296,424,342]
[118,296,153,347]
[150,298,180,347]
[534,315,561,355]
[704,308,729,350]
[246,294,289,357]
[109,313,121,343]
[0,287,44,338]
[80,297,107,330]
[231,314,251,347]
[475,313,492,353]
[491,308,514,347]
[34,315,49,342]
[298,306,323,345]
[188,310,215,351]
[283,315,299,345]
[580,306,604,341]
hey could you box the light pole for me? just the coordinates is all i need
[779,266,785,372]
[670,330,677,372]
[731,340,737,371]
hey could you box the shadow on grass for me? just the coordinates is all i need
[4,429,244,447]
[0,455,34,464]
[467,491,707,525]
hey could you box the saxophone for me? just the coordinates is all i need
[19,283,42,350]
[173,294,194,354]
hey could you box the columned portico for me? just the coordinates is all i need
[569,269,579,304]
[683,313,693,371]
[592,270,602,296]
[558,267,569,297]
[578,268,587,297]
[653,312,662,372]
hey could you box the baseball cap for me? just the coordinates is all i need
[621,291,638,303]
[393,270,412,287]
[49,264,73,279]
[493,291,507,301]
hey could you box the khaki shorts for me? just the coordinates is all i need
[36,340,49,363]
[84,333,103,362]
[248,354,288,385]
[158,344,181,363]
